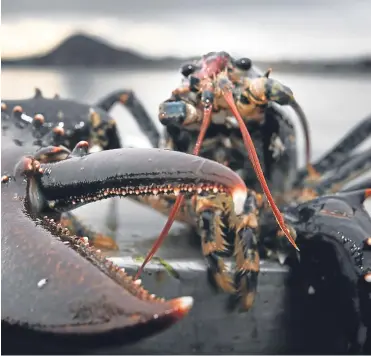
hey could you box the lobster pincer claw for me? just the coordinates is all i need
[282,189,371,353]
[3,145,248,352]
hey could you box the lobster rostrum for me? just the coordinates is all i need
[128,52,371,347]
[1,99,249,351]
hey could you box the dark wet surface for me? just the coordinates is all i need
[2,196,367,354]
[1,192,366,354]
[3,253,366,354]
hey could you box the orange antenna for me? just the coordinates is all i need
[219,77,299,251]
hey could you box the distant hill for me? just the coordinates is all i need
[2,33,371,73]
[1,33,189,68]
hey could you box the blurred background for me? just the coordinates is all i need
[2,0,371,251]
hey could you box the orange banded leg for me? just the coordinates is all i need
[194,190,262,310]
[193,193,236,293]
[231,191,261,310]
[199,209,236,293]
[232,226,260,310]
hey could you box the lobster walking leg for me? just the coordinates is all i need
[296,113,371,185]
[282,145,371,206]
[95,89,161,148]
[192,190,262,310]
[233,190,262,309]
[311,148,371,195]
[193,193,237,294]
[340,176,371,193]
[233,226,259,310]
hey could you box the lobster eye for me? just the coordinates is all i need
[235,58,252,71]
[181,64,197,77]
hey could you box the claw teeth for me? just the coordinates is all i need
[169,296,194,313]
[90,182,228,202]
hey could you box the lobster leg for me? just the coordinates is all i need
[192,189,263,310]
[295,113,371,185]
[130,188,263,311]
[280,146,371,207]
[309,147,371,195]
[233,225,260,310]
[95,89,161,148]
[276,149,371,261]
[193,193,237,294]
[340,176,371,193]
[233,190,262,310]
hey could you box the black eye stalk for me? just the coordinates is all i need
[181,63,197,77]
[234,57,252,71]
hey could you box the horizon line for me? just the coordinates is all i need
[2,31,371,63]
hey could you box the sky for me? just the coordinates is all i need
[2,0,371,60]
